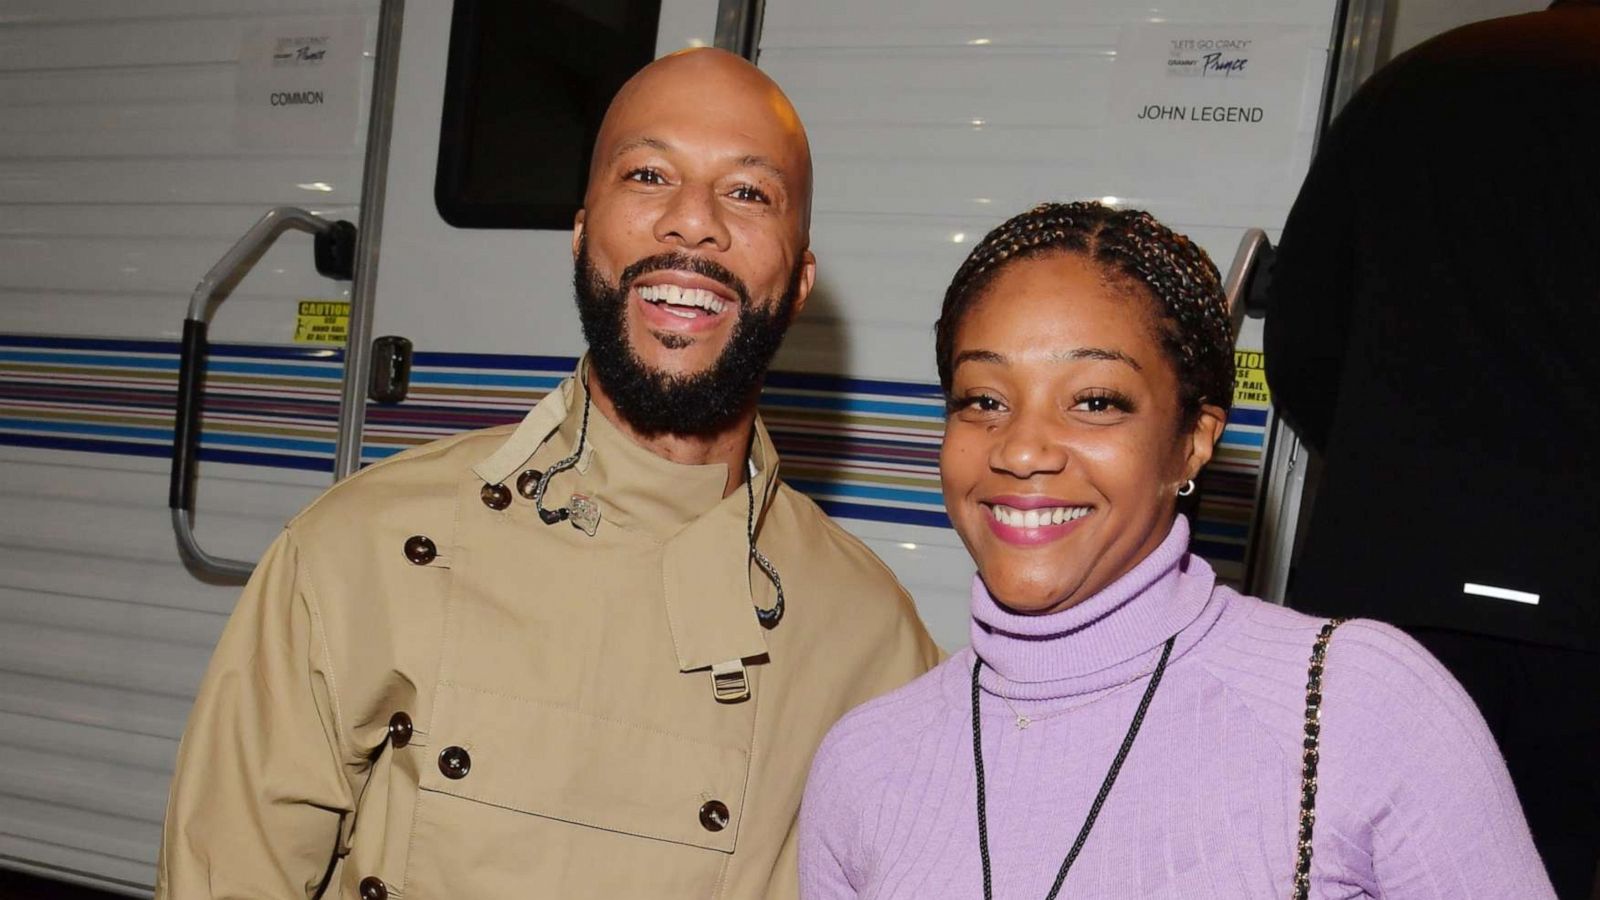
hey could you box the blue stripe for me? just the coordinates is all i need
[0,418,335,455]
[0,432,332,473]
[204,432,336,454]
[765,370,945,399]
[786,478,944,506]
[0,417,170,441]
[409,371,563,388]
[361,444,405,460]
[1219,429,1265,448]
[413,351,577,372]
[813,499,952,529]
[759,393,945,419]
[1228,407,1269,427]
[0,350,176,370]
[208,360,342,379]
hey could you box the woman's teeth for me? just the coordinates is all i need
[639,284,728,317]
[987,504,1092,529]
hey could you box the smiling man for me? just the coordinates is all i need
[156,49,937,900]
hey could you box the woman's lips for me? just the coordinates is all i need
[980,498,1094,547]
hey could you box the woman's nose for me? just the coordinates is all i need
[989,414,1069,479]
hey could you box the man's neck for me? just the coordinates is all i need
[586,374,756,498]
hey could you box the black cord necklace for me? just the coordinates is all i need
[971,634,1176,900]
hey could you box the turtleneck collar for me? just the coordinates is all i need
[970,517,1225,701]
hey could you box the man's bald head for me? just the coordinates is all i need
[586,48,813,231]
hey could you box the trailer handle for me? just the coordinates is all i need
[1223,228,1274,339]
[171,207,349,581]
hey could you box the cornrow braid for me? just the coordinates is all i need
[934,201,1234,426]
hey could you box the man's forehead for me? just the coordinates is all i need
[591,49,810,179]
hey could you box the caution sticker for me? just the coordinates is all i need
[294,299,350,344]
[1232,349,1271,408]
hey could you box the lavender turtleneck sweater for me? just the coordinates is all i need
[799,519,1553,898]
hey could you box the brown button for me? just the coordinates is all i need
[358,876,388,900]
[699,799,730,832]
[439,745,471,779]
[480,482,511,510]
[515,468,544,500]
[387,711,413,748]
[403,535,436,565]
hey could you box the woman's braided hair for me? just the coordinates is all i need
[935,201,1235,426]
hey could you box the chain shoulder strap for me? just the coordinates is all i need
[1292,617,1347,900]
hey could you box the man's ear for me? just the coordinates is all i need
[571,209,586,259]
[1181,403,1228,485]
[789,249,818,321]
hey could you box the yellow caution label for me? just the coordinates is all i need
[294,299,350,344]
[1232,349,1271,408]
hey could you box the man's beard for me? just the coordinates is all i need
[573,241,802,437]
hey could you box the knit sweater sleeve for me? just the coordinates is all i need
[1317,620,1555,898]
[798,711,870,899]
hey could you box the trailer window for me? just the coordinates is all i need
[435,0,662,229]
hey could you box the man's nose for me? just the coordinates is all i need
[653,184,731,251]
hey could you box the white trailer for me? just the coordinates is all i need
[0,0,1541,893]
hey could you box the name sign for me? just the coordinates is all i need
[236,17,367,151]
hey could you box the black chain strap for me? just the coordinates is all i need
[1292,618,1346,900]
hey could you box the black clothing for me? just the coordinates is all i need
[1267,7,1600,654]
[1409,629,1600,900]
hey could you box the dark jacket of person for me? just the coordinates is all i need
[1265,5,1600,652]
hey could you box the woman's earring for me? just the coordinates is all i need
[1177,479,1196,497]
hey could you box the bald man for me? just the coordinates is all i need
[156,50,938,900]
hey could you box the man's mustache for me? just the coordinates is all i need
[618,252,751,309]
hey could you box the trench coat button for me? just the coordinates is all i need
[439,745,471,779]
[358,876,388,900]
[480,482,512,510]
[699,799,730,832]
[387,711,413,748]
[403,535,437,565]
[516,468,543,500]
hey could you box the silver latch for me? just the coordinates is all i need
[710,659,749,703]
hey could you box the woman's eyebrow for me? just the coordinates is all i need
[953,349,1006,368]
[1051,347,1143,371]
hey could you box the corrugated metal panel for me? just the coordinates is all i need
[0,2,377,893]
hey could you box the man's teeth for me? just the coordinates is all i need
[987,504,1092,529]
[638,284,728,316]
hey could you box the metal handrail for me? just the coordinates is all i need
[1223,227,1272,339]
[170,207,335,581]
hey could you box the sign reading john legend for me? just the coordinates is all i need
[1106,24,1316,208]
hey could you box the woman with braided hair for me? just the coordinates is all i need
[797,201,1551,899]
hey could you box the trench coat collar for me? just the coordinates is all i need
[472,359,779,672]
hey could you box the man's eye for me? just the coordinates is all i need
[729,184,769,203]
[625,167,666,185]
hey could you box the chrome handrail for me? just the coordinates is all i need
[1223,227,1271,339]
[170,207,334,581]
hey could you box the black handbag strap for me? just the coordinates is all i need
[1292,617,1347,900]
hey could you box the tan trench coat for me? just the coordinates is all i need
[156,374,939,900]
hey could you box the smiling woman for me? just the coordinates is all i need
[797,201,1556,900]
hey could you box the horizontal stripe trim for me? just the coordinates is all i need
[811,499,951,529]
[785,478,945,506]
[759,393,945,418]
